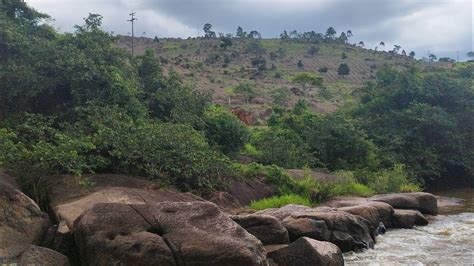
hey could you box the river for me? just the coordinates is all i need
[344,189,474,265]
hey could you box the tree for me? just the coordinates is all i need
[236,26,243,38]
[280,30,289,41]
[341,52,347,59]
[219,36,232,49]
[429,53,437,62]
[234,82,257,104]
[467,51,474,59]
[203,105,249,155]
[338,63,350,76]
[379,41,385,47]
[391,45,401,54]
[83,13,103,30]
[325,27,336,40]
[439,57,455,63]
[248,30,261,39]
[358,41,365,47]
[409,51,416,58]
[346,30,353,38]
[153,36,159,42]
[290,72,323,97]
[337,32,348,44]
[203,23,216,38]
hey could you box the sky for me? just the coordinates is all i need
[26,0,473,61]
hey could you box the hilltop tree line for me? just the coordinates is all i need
[0,1,472,205]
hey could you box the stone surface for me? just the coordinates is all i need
[74,202,267,266]
[282,217,331,242]
[232,214,289,245]
[370,192,438,215]
[52,186,203,232]
[338,201,394,228]
[291,210,374,252]
[0,172,51,259]
[42,221,78,264]
[267,237,344,266]
[19,245,70,266]
[255,204,313,220]
[392,209,429,229]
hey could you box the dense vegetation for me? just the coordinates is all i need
[0,2,472,207]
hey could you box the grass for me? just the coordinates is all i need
[249,194,311,210]
[331,182,374,197]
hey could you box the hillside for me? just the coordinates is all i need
[116,36,448,123]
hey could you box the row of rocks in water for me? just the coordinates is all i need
[0,172,438,265]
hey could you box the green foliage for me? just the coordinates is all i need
[203,105,249,155]
[354,66,473,186]
[338,63,350,76]
[290,72,323,96]
[233,82,257,104]
[249,194,311,210]
[234,163,297,195]
[250,128,315,168]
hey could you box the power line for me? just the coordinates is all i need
[128,12,138,56]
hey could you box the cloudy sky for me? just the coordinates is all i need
[26,0,473,60]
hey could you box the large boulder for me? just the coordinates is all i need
[255,204,313,220]
[392,209,429,229]
[370,192,438,215]
[338,201,394,228]
[232,214,289,245]
[19,245,70,266]
[74,202,267,266]
[282,217,331,242]
[267,237,344,266]
[291,210,374,252]
[0,171,51,259]
[52,187,203,232]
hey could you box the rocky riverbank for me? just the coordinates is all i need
[0,172,442,265]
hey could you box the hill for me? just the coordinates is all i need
[116,36,449,124]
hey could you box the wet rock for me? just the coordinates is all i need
[292,210,374,252]
[392,209,429,229]
[267,237,344,266]
[0,172,51,259]
[338,201,394,228]
[74,202,267,266]
[282,217,331,242]
[19,245,70,266]
[371,192,438,215]
[232,214,289,245]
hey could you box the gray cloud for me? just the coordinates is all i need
[26,0,473,60]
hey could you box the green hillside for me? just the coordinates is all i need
[116,35,448,123]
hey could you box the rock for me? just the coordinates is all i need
[232,214,289,245]
[370,192,438,215]
[267,237,344,266]
[255,204,312,220]
[207,191,243,211]
[52,186,203,232]
[74,202,267,266]
[292,210,374,252]
[42,221,78,264]
[226,179,274,206]
[264,244,287,253]
[19,245,70,266]
[282,217,331,242]
[322,196,369,208]
[0,172,51,259]
[392,209,429,229]
[338,201,394,228]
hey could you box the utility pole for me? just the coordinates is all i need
[128,12,137,56]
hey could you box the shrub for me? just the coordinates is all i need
[249,194,311,210]
[331,182,374,197]
[234,163,297,195]
[203,105,249,155]
[318,67,328,73]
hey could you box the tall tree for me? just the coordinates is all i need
[290,72,323,97]
[325,27,336,40]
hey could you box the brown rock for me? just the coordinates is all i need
[255,204,312,220]
[392,209,429,229]
[267,237,344,266]
[370,192,438,215]
[292,210,374,252]
[282,217,331,242]
[338,201,394,228]
[19,245,70,266]
[232,214,289,245]
[226,179,274,206]
[74,202,267,266]
[0,173,51,259]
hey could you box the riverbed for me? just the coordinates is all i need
[344,189,473,265]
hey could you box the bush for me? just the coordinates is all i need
[234,163,297,195]
[250,128,315,168]
[331,182,374,197]
[203,105,249,155]
[249,194,311,210]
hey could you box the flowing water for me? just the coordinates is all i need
[344,189,474,266]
